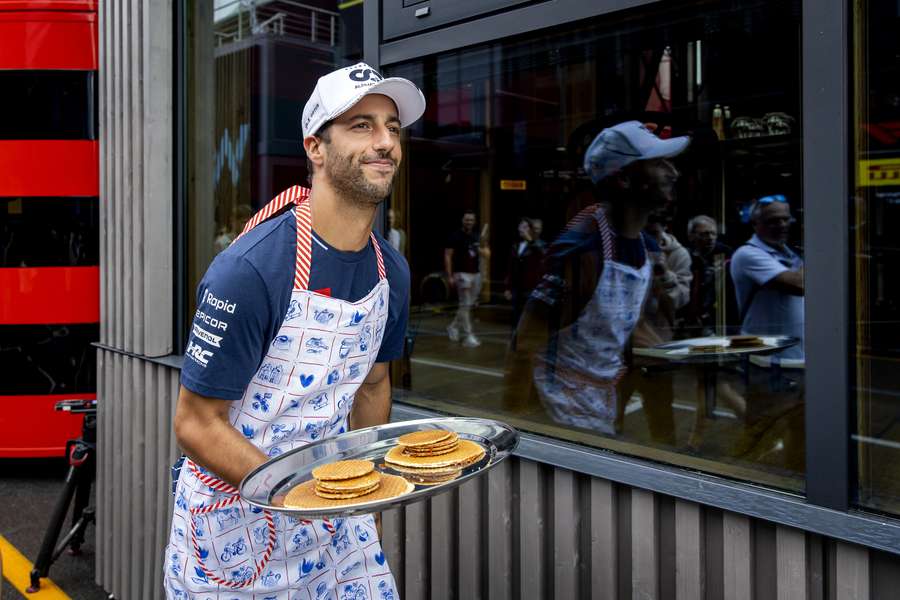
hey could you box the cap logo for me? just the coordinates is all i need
[349,68,383,83]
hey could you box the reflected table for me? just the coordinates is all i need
[633,335,799,419]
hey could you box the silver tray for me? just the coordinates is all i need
[632,335,799,363]
[239,417,518,519]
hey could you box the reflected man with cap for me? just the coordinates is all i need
[506,121,689,434]
[165,63,424,599]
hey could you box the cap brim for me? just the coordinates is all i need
[642,135,691,160]
[365,78,426,129]
[328,77,425,130]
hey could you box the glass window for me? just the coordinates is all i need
[387,0,805,491]
[185,0,365,317]
[853,1,900,514]
[0,71,96,140]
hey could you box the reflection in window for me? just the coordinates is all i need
[853,1,900,515]
[387,0,805,490]
[186,0,365,315]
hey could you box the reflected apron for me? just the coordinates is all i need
[164,186,399,600]
[533,207,652,433]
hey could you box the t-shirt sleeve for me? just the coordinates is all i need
[376,261,410,363]
[180,253,274,400]
[732,246,788,288]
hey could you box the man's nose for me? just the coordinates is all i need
[372,124,395,153]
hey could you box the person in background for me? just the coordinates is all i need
[504,217,547,330]
[213,204,252,253]
[730,195,804,361]
[639,213,692,342]
[387,207,406,254]
[445,210,489,347]
[682,214,733,336]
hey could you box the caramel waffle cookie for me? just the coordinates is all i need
[284,474,413,509]
[385,439,486,469]
[397,429,457,448]
[311,459,374,481]
[315,471,381,493]
[385,463,465,476]
[314,482,381,499]
[689,344,727,354]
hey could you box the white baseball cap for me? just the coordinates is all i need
[301,62,426,138]
[584,120,690,183]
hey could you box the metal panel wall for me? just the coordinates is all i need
[98,0,173,358]
[380,458,896,600]
[95,350,180,600]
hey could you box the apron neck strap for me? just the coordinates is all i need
[238,185,310,239]
[292,194,387,291]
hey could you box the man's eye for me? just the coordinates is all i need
[354,123,370,129]
[388,126,400,134]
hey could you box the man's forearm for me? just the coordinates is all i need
[349,374,392,430]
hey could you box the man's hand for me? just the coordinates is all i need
[173,386,268,488]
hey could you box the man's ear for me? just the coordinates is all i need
[303,135,326,169]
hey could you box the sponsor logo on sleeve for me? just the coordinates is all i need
[201,288,238,313]
[192,324,223,348]
[194,309,229,332]
[187,340,214,368]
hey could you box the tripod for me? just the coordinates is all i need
[27,399,97,594]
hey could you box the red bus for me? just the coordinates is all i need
[0,0,99,457]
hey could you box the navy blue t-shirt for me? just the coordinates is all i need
[181,209,410,400]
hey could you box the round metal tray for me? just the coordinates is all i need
[239,417,519,519]
[632,335,799,363]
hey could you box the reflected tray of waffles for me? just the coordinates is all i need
[283,459,413,509]
[384,430,486,485]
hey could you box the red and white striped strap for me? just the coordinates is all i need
[292,194,387,291]
[235,185,311,242]
[186,460,337,588]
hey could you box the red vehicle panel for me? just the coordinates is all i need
[0,140,98,196]
[0,10,96,70]
[0,394,93,458]
[0,267,100,324]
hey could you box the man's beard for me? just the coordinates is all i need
[325,149,395,207]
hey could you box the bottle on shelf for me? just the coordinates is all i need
[712,104,725,140]
[723,105,732,136]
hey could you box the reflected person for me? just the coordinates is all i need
[445,210,489,347]
[506,121,689,432]
[682,215,733,336]
[504,217,547,331]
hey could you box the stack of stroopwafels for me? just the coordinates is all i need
[384,430,486,485]
[283,459,413,509]
[729,335,764,349]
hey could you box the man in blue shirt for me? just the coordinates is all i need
[730,196,804,362]
[165,63,424,599]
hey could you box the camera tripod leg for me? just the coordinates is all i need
[68,461,93,554]
[28,464,79,593]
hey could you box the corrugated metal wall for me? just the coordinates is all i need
[98,0,173,358]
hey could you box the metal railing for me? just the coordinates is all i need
[214,0,340,48]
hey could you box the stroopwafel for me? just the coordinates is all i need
[397,430,457,448]
[311,459,374,481]
[315,471,382,493]
[385,439,485,469]
[284,474,413,509]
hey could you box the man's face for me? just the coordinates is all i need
[462,213,476,232]
[645,222,665,244]
[690,222,718,253]
[627,158,680,209]
[754,202,793,246]
[318,94,402,205]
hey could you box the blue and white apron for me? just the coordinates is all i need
[165,186,399,600]
[533,207,652,433]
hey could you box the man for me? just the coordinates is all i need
[506,121,689,432]
[504,217,546,330]
[445,210,489,347]
[683,214,733,336]
[730,195,804,361]
[386,207,406,254]
[164,62,424,599]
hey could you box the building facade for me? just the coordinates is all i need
[95,0,900,598]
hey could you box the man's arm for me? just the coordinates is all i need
[173,385,268,488]
[349,362,392,430]
[765,268,804,296]
[444,248,455,286]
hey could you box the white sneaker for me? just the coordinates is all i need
[462,335,481,348]
[447,325,460,342]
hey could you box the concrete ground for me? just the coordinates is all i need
[1,458,110,600]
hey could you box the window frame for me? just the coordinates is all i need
[366,0,865,527]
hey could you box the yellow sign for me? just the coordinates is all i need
[500,180,527,191]
[859,158,900,187]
